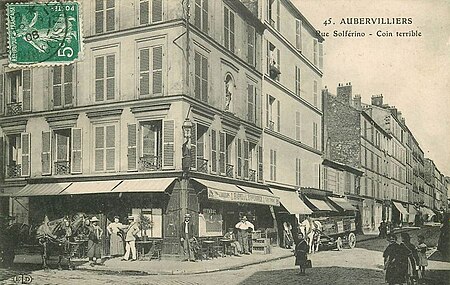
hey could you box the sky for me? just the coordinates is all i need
[294,0,450,176]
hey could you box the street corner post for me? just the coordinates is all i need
[6,1,82,67]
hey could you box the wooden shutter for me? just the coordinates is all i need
[106,0,115,32]
[276,0,280,30]
[190,123,197,170]
[224,7,229,49]
[95,0,104,34]
[210,129,217,173]
[247,25,255,66]
[313,80,318,106]
[202,0,208,32]
[277,100,280,132]
[229,11,235,53]
[151,0,163,23]
[194,52,201,99]
[52,66,62,108]
[127,124,137,171]
[295,111,301,141]
[105,125,115,171]
[95,56,105,101]
[319,42,323,69]
[21,133,30,177]
[219,131,225,175]
[266,94,269,127]
[140,0,149,25]
[94,126,105,171]
[243,140,249,179]
[273,150,277,180]
[296,19,302,50]
[0,73,4,115]
[266,40,270,73]
[106,55,115,100]
[152,46,163,95]
[139,48,150,97]
[201,54,208,102]
[162,120,175,168]
[276,48,280,75]
[313,39,318,66]
[71,128,82,174]
[194,0,201,29]
[236,138,242,177]
[22,69,31,112]
[257,145,263,181]
[247,84,254,123]
[41,131,51,175]
[64,65,73,106]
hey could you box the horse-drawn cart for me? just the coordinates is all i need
[313,215,357,251]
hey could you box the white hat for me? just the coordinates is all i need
[90,216,100,222]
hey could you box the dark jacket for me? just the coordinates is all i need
[180,221,195,239]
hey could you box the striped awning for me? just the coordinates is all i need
[112,178,175,193]
[60,180,121,195]
[305,196,338,212]
[14,183,72,197]
[393,201,409,215]
[328,197,358,211]
[269,188,312,214]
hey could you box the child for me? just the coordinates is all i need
[224,228,242,256]
[416,235,428,279]
[294,232,309,275]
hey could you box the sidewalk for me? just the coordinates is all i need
[76,247,294,275]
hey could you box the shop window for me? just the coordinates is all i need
[194,0,208,33]
[199,208,223,237]
[6,133,30,178]
[132,208,162,238]
[5,69,31,115]
[95,0,116,34]
[52,65,74,109]
[223,6,235,53]
[139,0,163,25]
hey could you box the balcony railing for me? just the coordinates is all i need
[6,102,23,116]
[196,158,208,174]
[7,164,21,178]
[139,155,162,171]
[248,169,256,182]
[55,161,70,175]
[226,164,234,178]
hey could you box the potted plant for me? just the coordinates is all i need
[138,212,153,241]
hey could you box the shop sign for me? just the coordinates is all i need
[208,189,280,206]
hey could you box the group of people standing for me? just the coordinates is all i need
[383,232,428,285]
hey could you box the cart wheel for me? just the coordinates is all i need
[336,237,343,251]
[348,233,356,249]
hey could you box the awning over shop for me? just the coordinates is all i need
[393,201,409,216]
[60,180,121,195]
[112,178,175,193]
[236,185,280,206]
[328,197,358,211]
[269,188,312,214]
[305,196,338,212]
[14,183,72,197]
[194,179,279,206]
[408,205,417,223]
[420,207,436,220]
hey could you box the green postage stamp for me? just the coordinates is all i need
[6,1,82,67]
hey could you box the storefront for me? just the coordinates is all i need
[392,201,409,227]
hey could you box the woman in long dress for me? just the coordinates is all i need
[294,232,309,275]
[383,234,406,285]
[107,216,125,257]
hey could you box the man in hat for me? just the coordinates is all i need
[235,216,254,254]
[180,213,196,261]
[122,215,140,261]
[87,216,103,266]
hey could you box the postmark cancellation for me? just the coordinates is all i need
[6,1,82,67]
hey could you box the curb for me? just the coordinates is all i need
[76,253,293,276]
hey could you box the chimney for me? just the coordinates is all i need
[336,82,352,106]
[389,106,398,117]
[353,94,362,110]
[371,94,383,106]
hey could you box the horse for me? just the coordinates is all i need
[299,218,322,254]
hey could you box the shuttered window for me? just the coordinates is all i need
[243,140,249,179]
[95,125,116,172]
[296,158,301,186]
[219,131,226,175]
[270,149,276,181]
[55,130,70,162]
[162,120,175,168]
[223,6,235,53]
[247,84,255,123]
[211,129,217,173]
[257,145,263,181]
[139,46,163,97]
[190,123,197,170]
[71,128,82,174]
[127,124,137,171]
[42,131,51,175]
[295,66,301,96]
[194,51,208,102]
[95,0,115,34]
[21,133,30,177]
[22,69,31,112]
[296,19,302,50]
[276,100,280,132]
[0,73,4,115]
[313,38,318,66]
[313,122,318,149]
[247,25,255,66]
[295,111,301,141]
[95,54,115,102]
[194,0,208,32]
[53,65,74,108]
[236,138,242,178]
[139,0,163,25]
[319,42,323,69]
[276,0,280,30]
[313,80,318,107]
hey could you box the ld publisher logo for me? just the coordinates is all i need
[13,274,33,284]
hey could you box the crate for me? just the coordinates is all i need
[253,238,270,246]
[251,230,262,240]
[252,244,271,254]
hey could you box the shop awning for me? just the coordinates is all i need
[408,205,417,223]
[195,179,278,206]
[269,188,312,214]
[237,185,280,206]
[304,196,338,212]
[112,178,175,193]
[328,197,358,211]
[420,207,436,220]
[60,180,121,195]
[14,183,72,197]
[393,201,409,215]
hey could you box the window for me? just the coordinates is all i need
[141,121,163,170]
[6,133,30,178]
[313,39,318,66]
[313,80,318,107]
[95,0,115,34]
[295,66,301,96]
[295,158,301,186]
[247,84,255,123]
[295,19,302,50]
[44,128,82,175]
[94,125,116,172]
[323,167,328,190]
[211,129,217,173]
[277,100,280,132]
[267,42,280,80]
[139,46,163,97]
[345,172,351,194]
[194,0,208,32]
[295,111,301,141]
[270,149,276,181]
[194,51,208,102]
[223,6,235,53]
[95,54,116,102]
[266,95,275,130]
[319,42,323,69]
[247,25,256,66]
[5,69,31,115]
[139,0,163,25]
[52,65,74,108]
[257,145,263,181]
[190,124,208,172]
[313,122,318,149]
